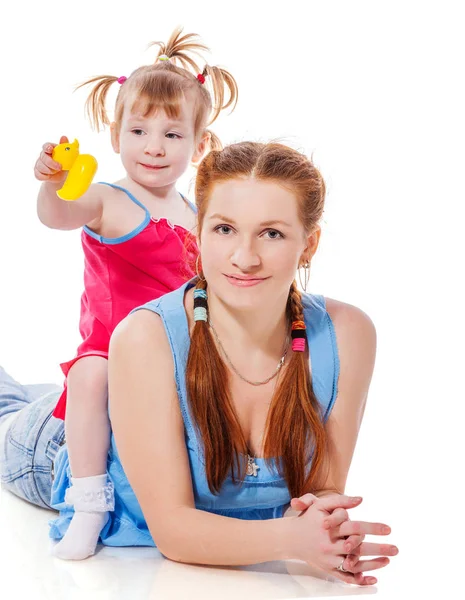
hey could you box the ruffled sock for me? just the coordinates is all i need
[52,474,114,561]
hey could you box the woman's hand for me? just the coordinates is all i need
[290,493,365,556]
[287,494,398,586]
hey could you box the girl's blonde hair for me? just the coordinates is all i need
[76,28,238,151]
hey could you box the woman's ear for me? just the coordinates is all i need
[304,225,321,263]
[110,122,120,154]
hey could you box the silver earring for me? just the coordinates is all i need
[298,262,310,292]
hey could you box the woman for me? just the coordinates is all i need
[0,142,398,585]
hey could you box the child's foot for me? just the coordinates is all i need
[52,474,114,561]
[52,511,108,560]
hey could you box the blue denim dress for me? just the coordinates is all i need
[1,280,340,547]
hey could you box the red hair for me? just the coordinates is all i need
[186,142,328,497]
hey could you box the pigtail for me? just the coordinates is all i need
[75,75,119,132]
[186,279,247,493]
[262,282,327,497]
[149,27,207,73]
[202,64,238,125]
[206,130,223,152]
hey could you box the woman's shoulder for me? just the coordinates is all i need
[111,307,168,357]
[324,297,376,338]
[323,297,377,368]
[110,282,192,358]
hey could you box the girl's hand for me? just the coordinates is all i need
[288,494,398,586]
[34,136,68,183]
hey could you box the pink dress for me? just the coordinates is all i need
[52,183,198,420]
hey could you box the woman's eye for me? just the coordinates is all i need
[263,229,283,240]
[215,225,233,235]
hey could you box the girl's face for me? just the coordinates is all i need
[111,93,207,189]
[199,177,320,312]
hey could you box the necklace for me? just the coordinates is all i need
[208,320,290,387]
[246,431,265,477]
[246,453,260,477]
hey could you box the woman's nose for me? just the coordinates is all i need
[231,241,261,270]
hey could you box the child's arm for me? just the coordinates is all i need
[35,137,103,231]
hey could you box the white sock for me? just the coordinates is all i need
[52,474,113,561]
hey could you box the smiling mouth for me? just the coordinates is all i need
[224,275,270,286]
[140,163,168,170]
[226,275,267,281]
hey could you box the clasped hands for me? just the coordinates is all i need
[288,492,398,586]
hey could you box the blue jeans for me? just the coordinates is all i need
[0,366,64,509]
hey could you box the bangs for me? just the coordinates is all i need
[114,65,209,136]
[126,68,191,120]
[129,91,183,121]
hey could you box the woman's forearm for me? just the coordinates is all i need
[154,507,295,566]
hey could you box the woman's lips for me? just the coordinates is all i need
[224,274,269,287]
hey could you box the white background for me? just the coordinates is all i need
[0,0,463,596]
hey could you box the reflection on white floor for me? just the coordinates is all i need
[0,485,386,600]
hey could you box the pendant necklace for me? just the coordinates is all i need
[208,321,289,476]
[246,453,260,477]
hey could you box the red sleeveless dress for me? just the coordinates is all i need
[52,183,198,419]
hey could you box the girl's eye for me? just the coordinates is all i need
[263,229,283,240]
[166,133,181,139]
[132,129,144,136]
[215,225,233,235]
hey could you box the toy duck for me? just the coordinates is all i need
[52,139,98,201]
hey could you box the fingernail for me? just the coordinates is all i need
[345,543,352,552]
[351,496,362,502]
[383,526,391,534]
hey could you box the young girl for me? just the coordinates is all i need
[33,28,238,561]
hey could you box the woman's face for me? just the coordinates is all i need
[199,177,319,311]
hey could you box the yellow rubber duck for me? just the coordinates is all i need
[52,139,98,201]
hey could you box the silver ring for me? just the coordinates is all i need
[336,557,348,572]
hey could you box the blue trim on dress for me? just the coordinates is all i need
[182,194,197,214]
[83,183,151,245]
[83,182,196,245]
[322,310,340,421]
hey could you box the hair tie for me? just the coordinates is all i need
[197,73,206,84]
[158,54,170,62]
[291,320,306,352]
[193,288,208,322]
[117,76,127,85]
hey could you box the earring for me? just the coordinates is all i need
[298,262,310,292]
[195,255,205,282]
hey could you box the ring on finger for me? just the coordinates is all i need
[336,556,348,572]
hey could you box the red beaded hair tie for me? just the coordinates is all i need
[197,73,206,84]
[291,320,306,352]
